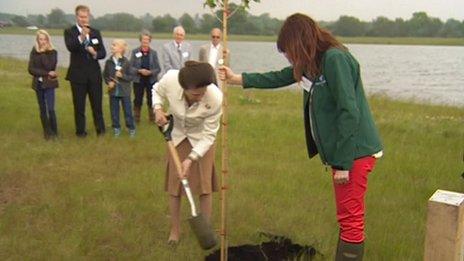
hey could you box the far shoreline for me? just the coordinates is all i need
[1,56,462,108]
[1,27,464,46]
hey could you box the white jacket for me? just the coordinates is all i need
[152,70,223,159]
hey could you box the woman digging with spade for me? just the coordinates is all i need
[152,61,222,245]
[218,13,383,261]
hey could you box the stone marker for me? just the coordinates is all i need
[424,189,464,261]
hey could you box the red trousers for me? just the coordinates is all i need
[332,156,376,243]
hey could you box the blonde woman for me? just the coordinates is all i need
[103,39,135,137]
[28,29,58,140]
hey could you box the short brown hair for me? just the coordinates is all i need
[75,5,90,15]
[277,13,346,81]
[178,61,217,90]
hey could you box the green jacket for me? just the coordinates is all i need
[242,48,383,170]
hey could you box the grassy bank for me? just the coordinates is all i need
[2,26,464,46]
[0,57,463,260]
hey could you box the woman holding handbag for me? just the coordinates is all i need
[28,29,59,140]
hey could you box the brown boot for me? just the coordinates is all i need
[134,106,141,123]
[148,107,155,123]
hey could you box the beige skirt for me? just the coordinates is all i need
[165,138,218,196]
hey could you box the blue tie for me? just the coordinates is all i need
[83,37,90,48]
[82,35,91,59]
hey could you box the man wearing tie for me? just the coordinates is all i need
[64,5,106,137]
[160,26,192,77]
[199,28,224,69]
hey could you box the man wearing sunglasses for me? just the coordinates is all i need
[199,28,224,69]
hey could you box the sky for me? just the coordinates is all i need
[1,0,463,22]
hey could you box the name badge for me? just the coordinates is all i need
[115,65,122,71]
[91,38,99,45]
[301,76,313,92]
[182,52,189,58]
[135,52,142,58]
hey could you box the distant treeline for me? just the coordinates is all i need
[1,4,464,38]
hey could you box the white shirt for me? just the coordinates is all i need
[174,41,182,50]
[76,23,89,44]
[208,43,220,68]
[152,70,223,159]
[112,56,120,66]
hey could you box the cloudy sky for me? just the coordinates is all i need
[1,0,463,21]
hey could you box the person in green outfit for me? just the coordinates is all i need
[218,13,383,261]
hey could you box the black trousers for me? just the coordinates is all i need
[70,78,105,136]
[133,81,153,108]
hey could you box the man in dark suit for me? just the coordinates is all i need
[64,5,106,137]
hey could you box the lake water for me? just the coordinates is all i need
[0,34,463,107]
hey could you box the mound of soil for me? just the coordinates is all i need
[205,233,317,261]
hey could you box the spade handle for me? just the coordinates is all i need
[167,140,198,217]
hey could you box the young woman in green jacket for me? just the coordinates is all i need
[219,13,383,261]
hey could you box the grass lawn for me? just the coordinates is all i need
[1,26,464,46]
[0,56,463,259]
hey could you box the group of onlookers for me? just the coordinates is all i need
[28,4,224,139]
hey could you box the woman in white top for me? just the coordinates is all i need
[152,61,223,244]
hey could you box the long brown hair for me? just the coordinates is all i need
[277,13,346,81]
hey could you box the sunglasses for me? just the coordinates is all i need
[211,36,221,39]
